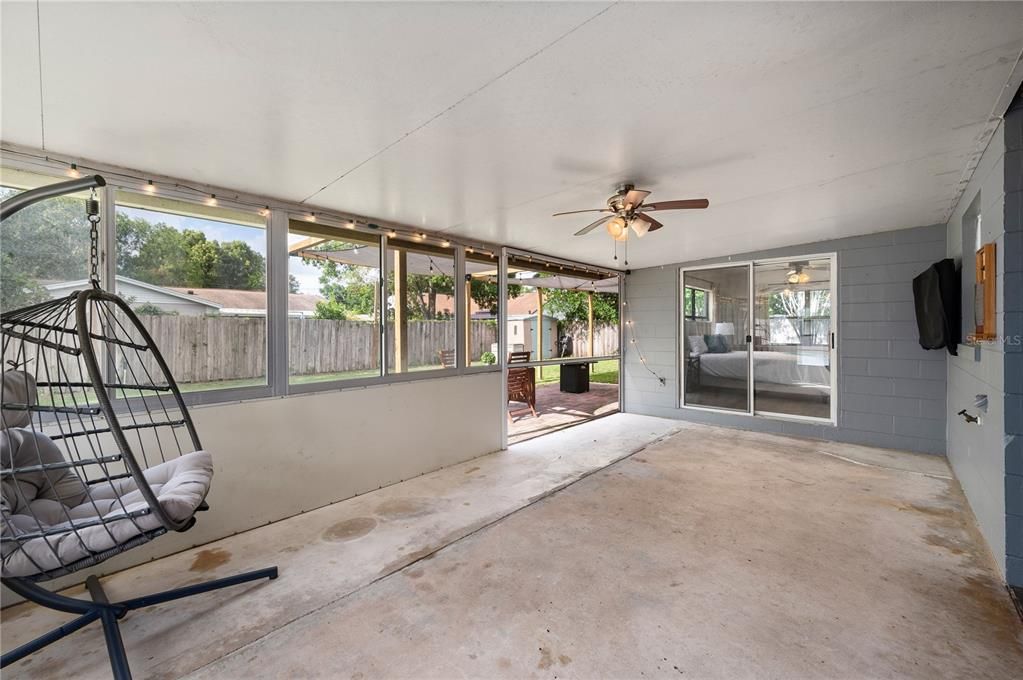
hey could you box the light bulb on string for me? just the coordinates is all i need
[206,193,218,207]
[67,163,81,178]
[144,180,156,194]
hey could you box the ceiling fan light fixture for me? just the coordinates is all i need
[606,216,627,239]
[630,217,650,238]
[613,228,629,242]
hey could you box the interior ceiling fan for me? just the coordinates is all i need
[554,183,709,241]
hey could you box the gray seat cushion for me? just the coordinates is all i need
[2,427,212,578]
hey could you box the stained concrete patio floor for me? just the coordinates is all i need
[4,417,1022,678]
[508,382,619,444]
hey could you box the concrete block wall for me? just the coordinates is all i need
[945,119,1010,580]
[1004,98,1023,586]
[623,223,947,455]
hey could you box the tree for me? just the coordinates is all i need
[288,274,301,294]
[116,214,265,290]
[0,188,91,312]
[313,300,348,320]
[542,289,619,325]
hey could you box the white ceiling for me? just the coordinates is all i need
[2,2,1021,269]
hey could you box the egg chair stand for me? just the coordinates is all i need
[2,566,278,678]
[1,175,277,680]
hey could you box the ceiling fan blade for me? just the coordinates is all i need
[623,189,650,210]
[574,215,612,236]
[642,198,709,211]
[553,208,611,217]
[635,213,664,234]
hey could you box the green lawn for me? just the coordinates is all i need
[173,359,619,393]
[535,359,619,386]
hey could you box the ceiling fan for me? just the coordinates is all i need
[554,183,709,241]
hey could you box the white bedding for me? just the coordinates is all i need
[698,350,830,388]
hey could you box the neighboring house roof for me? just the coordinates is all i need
[168,287,323,312]
[45,276,222,309]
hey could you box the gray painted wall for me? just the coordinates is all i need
[945,119,1009,580]
[1003,101,1023,587]
[623,223,947,455]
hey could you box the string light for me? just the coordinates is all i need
[441,240,450,248]
[624,308,666,385]
[7,147,503,258]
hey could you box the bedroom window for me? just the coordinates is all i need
[683,286,709,320]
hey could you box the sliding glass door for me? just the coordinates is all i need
[682,265,750,411]
[752,258,834,420]
[681,255,836,423]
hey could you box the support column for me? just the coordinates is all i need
[587,291,595,359]
[536,288,543,362]
[393,249,408,373]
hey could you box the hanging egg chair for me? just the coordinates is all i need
[1,175,276,680]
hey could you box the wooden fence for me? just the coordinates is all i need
[560,323,620,358]
[3,315,616,389]
[138,316,499,382]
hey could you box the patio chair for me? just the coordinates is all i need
[438,349,456,368]
[507,366,538,422]
[508,350,531,364]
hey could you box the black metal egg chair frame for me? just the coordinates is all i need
[1,176,276,680]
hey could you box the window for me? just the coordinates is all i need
[115,192,268,393]
[683,286,709,320]
[465,248,501,366]
[1,169,97,314]
[385,238,457,372]
[288,220,382,384]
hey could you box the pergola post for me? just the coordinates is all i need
[536,288,544,378]
[587,291,594,360]
[393,249,408,373]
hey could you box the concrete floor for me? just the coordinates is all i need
[4,417,1022,678]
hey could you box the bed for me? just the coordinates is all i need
[693,349,831,396]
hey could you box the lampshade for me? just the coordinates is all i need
[630,217,650,238]
[713,322,735,336]
[606,216,627,239]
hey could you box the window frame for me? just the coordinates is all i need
[110,189,275,407]
[0,157,529,412]
[284,218,386,391]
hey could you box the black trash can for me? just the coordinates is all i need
[560,363,590,394]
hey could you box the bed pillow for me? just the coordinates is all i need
[687,335,708,356]
[703,334,730,353]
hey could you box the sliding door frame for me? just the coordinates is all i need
[678,253,838,426]
[679,261,755,415]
